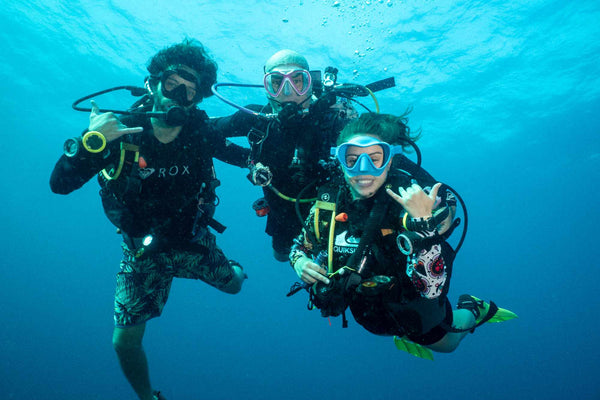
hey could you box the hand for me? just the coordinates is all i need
[88,100,143,142]
[294,256,330,285]
[251,162,273,186]
[387,182,442,219]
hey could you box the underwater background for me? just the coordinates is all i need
[1,1,599,399]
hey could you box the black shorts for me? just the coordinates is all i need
[406,299,453,345]
[350,295,453,346]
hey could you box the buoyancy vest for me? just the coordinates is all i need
[98,112,223,239]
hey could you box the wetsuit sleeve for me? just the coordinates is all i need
[49,138,118,194]
[210,107,270,168]
[210,106,263,138]
[211,134,251,168]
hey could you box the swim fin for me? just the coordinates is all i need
[393,336,434,361]
[458,294,518,327]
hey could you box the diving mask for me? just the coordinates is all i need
[331,136,402,177]
[159,68,201,106]
[264,69,312,97]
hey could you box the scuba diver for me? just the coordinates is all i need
[211,49,393,262]
[289,113,517,359]
[50,39,248,400]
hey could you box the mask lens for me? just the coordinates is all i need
[289,70,309,93]
[264,69,311,97]
[267,75,283,96]
[160,69,199,105]
[334,137,399,177]
[343,148,384,175]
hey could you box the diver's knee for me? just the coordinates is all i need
[453,309,476,330]
[426,334,461,353]
[112,325,145,353]
[220,262,247,294]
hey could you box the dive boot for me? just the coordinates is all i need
[457,294,518,331]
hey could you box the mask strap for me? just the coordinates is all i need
[144,77,155,96]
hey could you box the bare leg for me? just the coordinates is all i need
[426,309,475,353]
[113,323,154,400]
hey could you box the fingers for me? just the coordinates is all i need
[88,100,143,139]
[386,187,404,206]
[389,181,438,219]
[429,182,442,201]
[90,100,100,117]
[307,268,330,285]
[407,182,423,193]
[387,182,423,205]
[301,262,330,285]
[120,126,144,135]
[398,183,423,197]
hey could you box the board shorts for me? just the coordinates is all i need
[114,231,237,327]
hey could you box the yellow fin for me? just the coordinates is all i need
[393,336,434,361]
[489,306,518,322]
[470,296,518,323]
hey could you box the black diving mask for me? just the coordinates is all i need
[159,68,201,107]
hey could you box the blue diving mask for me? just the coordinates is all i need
[331,136,402,177]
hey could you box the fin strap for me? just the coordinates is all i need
[441,301,499,333]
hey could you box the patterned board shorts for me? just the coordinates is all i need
[114,231,237,327]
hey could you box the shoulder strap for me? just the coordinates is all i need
[344,189,393,273]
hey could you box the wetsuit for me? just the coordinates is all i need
[291,169,457,345]
[50,109,248,326]
[211,101,357,258]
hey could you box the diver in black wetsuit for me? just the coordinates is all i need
[211,49,358,262]
[50,39,247,400]
[289,113,517,359]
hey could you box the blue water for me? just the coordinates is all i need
[1,1,599,399]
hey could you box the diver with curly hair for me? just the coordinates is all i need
[50,39,248,400]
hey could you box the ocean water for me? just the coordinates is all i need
[1,1,599,399]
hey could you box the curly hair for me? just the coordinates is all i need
[146,38,217,99]
[337,110,421,152]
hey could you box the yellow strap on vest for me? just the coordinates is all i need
[314,200,337,273]
[101,142,140,181]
